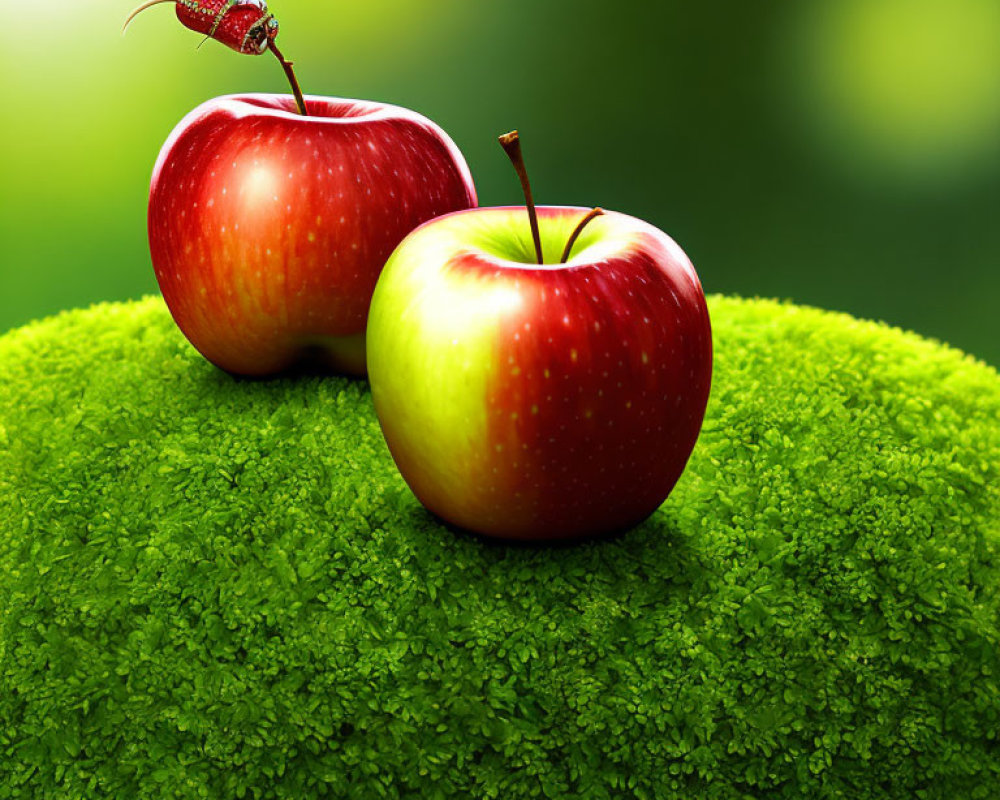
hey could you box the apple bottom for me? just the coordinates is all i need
[404,454,691,543]
[268,331,368,377]
[171,303,368,377]
[299,332,367,376]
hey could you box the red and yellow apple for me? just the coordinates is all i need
[367,206,713,540]
[149,93,477,376]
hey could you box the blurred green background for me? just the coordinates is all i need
[1,0,998,365]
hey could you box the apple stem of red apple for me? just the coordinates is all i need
[499,131,544,265]
[269,41,309,116]
[560,208,605,263]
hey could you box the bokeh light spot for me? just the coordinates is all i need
[788,0,1000,185]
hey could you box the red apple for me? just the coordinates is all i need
[367,205,713,540]
[149,93,477,376]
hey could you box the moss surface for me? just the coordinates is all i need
[0,295,998,799]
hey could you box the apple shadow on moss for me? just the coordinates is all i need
[404,491,696,556]
[191,346,372,384]
[183,353,372,401]
[402,499,705,619]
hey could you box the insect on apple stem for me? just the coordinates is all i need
[560,208,604,263]
[123,0,309,116]
[268,41,309,116]
[499,131,544,265]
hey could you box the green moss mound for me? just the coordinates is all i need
[1,296,998,799]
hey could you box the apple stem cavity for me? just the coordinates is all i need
[268,41,309,116]
[499,131,544,265]
[560,208,604,263]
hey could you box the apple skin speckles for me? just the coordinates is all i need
[148,93,477,377]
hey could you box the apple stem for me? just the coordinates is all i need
[499,131,544,265]
[269,41,309,116]
[560,208,605,263]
